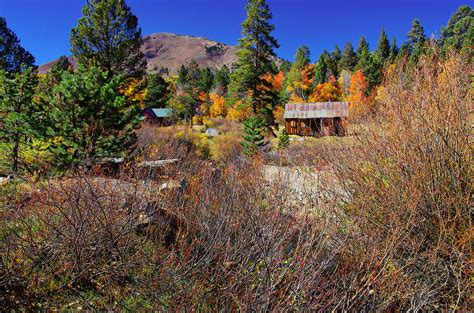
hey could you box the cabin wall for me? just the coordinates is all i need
[285,117,346,136]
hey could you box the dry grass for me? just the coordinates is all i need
[0,50,471,310]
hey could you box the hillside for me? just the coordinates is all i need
[38,32,240,74]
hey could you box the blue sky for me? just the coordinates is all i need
[0,0,469,65]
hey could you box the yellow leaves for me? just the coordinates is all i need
[122,78,146,108]
[226,100,250,121]
[209,93,227,118]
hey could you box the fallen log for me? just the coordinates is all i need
[137,159,179,169]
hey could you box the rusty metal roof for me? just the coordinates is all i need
[284,102,349,119]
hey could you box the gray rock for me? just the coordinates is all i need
[205,128,219,137]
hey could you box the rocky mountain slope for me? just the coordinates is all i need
[39,32,240,74]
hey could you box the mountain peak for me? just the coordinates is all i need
[39,33,238,75]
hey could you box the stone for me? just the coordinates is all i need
[205,128,219,137]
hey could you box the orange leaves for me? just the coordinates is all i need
[348,70,370,117]
[287,64,315,102]
[309,76,342,102]
[261,71,285,93]
[271,71,285,91]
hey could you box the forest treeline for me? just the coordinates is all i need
[0,0,472,311]
[0,0,472,174]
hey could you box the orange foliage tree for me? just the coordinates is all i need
[287,64,315,102]
[347,70,370,117]
[309,76,342,102]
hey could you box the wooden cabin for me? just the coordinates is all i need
[284,102,348,136]
[141,108,174,126]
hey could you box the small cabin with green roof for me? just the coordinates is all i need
[141,108,174,125]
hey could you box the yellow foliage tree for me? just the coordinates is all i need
[226,100,250,121]
[209,93,227,118]
[122,78,146,108]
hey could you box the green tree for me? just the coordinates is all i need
[330,45,341,74]
[186,60,202,90]
[376,28,390,60]
[279,60,291,74]
[355,50,383,91]
[388,37,399,62]
[407,19,426,48]
[406,19,427,62]
[0,68,38,174]
[356,36,370,58]
[46,66,140,166]
[0,17,35,73]
[314,51,329,85]
[176,60,202,127]
[440,5,473,51]
[287,46,311,83]
[214,65,230,95]
[340,42,357,71]
[278,129,290,149]
[241,115,267,156]
[70,0,146,80]
[177,64,189,88]
[200,67,214,93]
[229,0,279,122]
[286,45,311,99]
[145,74,169,109]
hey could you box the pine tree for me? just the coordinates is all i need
[145,74,169,109]
[241,115,267,156]
[440,5,473,51]
[229,0,279,123]
[287,45,311,85]
[214,65,230,95]
[177,64,189,88]
[176,60,203,127]
[279,60,291,74]
[287,46,311,100]
[70,0,146,80]
[0,17,35,73]
[340,42,357,71]
[356,36,370,58]
[407,19,426,47]
[388,37,399,62]
[407,19,427,62]
[314,51,329,85]
[200,67,214,93]
[46,65,140,166]
[330,45,342,74]
[278,129,290,149]
[376,28,390,60]
[355,50,383,91]
[0,68,38,174]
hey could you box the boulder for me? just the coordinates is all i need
[205,128,219,137]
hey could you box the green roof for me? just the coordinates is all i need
[152,108,173,118]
